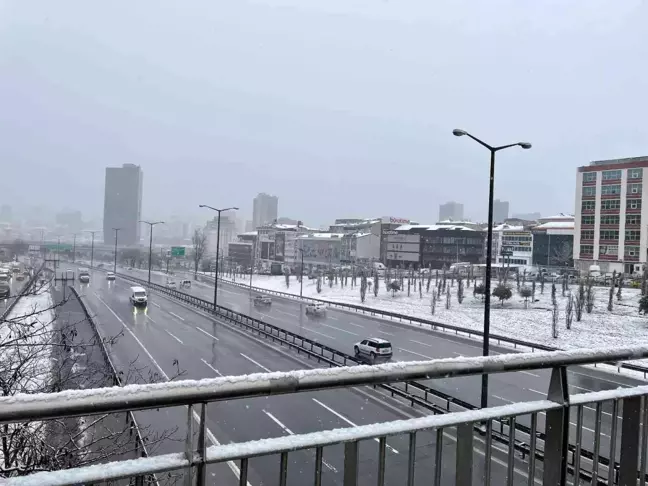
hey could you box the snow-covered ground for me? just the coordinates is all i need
[218,273,648,354]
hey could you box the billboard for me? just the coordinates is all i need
[386,242,419,253]
[299,239,341,265]
[381,216,410,225]
[386,251,419,262]
[386,234,420,244]
[274,233,285,262]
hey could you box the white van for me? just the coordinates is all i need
[129,286,148,306]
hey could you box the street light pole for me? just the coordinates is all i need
[113,228,121,274]
[199,205,239,310]
[72,234,76,263]
[452,128,531,409]
[298,248,305,298]
[84,230,100,269]
[140,221,164,285]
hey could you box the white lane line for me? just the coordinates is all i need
[146,316,157,324]
[493,395,514,403]
[345,321,365,329]
[151,302,161,308]
[377,330,395,336]
[410,339,434,348]
[451,352,463,356]
[528,389,545,396]
[164,329,183,344]
[94,294,249,484]
[312,398,399,454]
[240,353,271,372]
[399,348,434,360]
[567,369,630,388]
[196,327,219,341]
[201,358,223,376]
[169,311,185,321]
[275,309,298,318]
[318,323,359,336]
[570,384,593,392]
[263,410,338,473]
[583,405,615,418]
[520,371,540,377]
[328,316,339,321]
[304,327,336,340]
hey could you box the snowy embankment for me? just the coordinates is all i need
[218,273,648,357]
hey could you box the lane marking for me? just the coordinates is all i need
[520,371,540,377]
[567,369,631,388]
[318,323,359,336]
[312,398,399,454]
[196,327,219,341]
[262,410,337,473]
[151,302,161,308]
[201,358,223,376]
[275,309,298,318]
[410,339,434,348]
[240,353,271,372]
[329,316,339,321]
[377,330,395,336]
[493,395,514,403]
[146,316,157,324]
[169,311,185,321]
[303,327,336,340]
[345,321,365,329]
[570,384,593,392]
[164,329,183,345]
[399,348,434,360]
[93,294,249,484]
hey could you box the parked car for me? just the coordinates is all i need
[253,295,272,306]
[106,272,116,281]
[354,338,393,360]
[305,303,326,316]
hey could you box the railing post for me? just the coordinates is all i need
[542,366,569,486]
[343,441,359,486]
[619,396,642,486]
[196,403,207,486]
[184,405,194,486]
[456,423,473,486]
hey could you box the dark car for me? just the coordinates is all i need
[0,282,10,298]
[253,295,272,306]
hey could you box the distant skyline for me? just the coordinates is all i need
[2,1,646,227]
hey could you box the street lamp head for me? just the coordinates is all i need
[198,205,206,208]
[518,142,532,150]
[232,207,240,211]
[452,129,467,137]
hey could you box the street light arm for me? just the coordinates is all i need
[494,142,528,152]
[462,131,494,151]
[199,205,239,213]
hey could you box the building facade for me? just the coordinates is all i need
[493,199,510,224]
[296,233,343,267]
[492,224,534,267]
[438,202,464,222]
[103,164,143,245]
[252,193,278,229]
[574,156,648,274]
[531,214,574,268]
[205,211,238,258]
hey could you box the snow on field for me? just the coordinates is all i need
[219,273,648,354]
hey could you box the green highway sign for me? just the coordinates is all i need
[44,243,73,251]
[171,246,186,257]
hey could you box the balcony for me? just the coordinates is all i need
[5,347,648,486]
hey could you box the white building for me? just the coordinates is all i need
[205,212,238,258]
[252,193,278,229]
[492,224,534,267]
[296,233,343,267]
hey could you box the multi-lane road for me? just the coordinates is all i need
[64,266,543,485]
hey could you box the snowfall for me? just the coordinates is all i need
[217,273,648,356]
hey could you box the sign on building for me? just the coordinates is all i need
[386,251,420,262]
[171,247,185,257]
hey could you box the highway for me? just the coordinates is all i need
[68,266,541,485]
[114,265,638,466]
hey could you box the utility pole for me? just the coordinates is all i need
[113,228,121,274]
[72,234,76,263]
[84,230,101,269]
[140,221,164,285]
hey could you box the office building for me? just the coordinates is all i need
[205,211,238,258]
[438,201,464,222]
[103,164,143,246]
[493,199,510,223]
[252,193,278,229]
[574,155,648,274]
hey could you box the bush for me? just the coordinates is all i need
[492,284,512,306]
[519,286,532,308]
[639,295,648,315]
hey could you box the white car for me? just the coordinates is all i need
[129,286,148,306]
[106,272,116,281]
[354,338,393,360]
[166,280,177,288]
[305,303,326,315]
[253,295,272,306]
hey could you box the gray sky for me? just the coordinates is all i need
[1,0,647,227]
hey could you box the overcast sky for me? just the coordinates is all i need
[1,0,647,227]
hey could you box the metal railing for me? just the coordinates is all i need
[201,273,648,377]
[85,268,647,482]
[5,346,648,486]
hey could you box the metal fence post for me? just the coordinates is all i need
[184,405,194,486]
[456,423,474,486]
[543,366,569,486]
[619,396,642,486]
[343,441,359,486]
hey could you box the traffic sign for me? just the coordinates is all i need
[44,243,73,251]
[171,247,185,257]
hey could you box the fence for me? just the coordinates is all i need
[91,269,644,482]
[4,346,648,486]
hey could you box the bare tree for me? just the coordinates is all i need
[552,302,559,338]
[191,229,207,278]
[565,294,574,329]
[551,241,573,267]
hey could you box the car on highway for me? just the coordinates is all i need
[15,273,25,281]
[180,279,191,289]
[354,338,393,360]
[78,268,91,283]
[128,267,134,271]
[305,303,326,316]
[106,272,116,281]
[0,272,11,283]
[253,295,272,306]
[166,279,177,289]
[129,286,148,306]
[0,282,10,299]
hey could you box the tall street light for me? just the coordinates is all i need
[298,247,305,298]
[72,234,77,263]
[199,205,238,309]
[452,128,531,410]
[84,230,101,269]
[112,228,121,274]
[140,221,164,285]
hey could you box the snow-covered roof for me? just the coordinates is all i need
[494,224,525,231]
[240,230,258,236]
[533,221,574,230]
[436,219,476,225]
[297,232,345,239]
[395,224,476,232]
[538,213,574,222]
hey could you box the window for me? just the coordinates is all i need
[581,215,595,225]
[600,199,620,210]
[602,169,622,181]
[628,182,643,194]
[599,230,619,241]
[601,184,621,195]
[583,172,597,183]
[580,230,594,240]
[599,245,618,256]
[629,168,643,179]
[582,186,596,197]
[625,246,640,257]
[626,214,641,225]
[625,230,641,241]
[580,244,594,255]
[600,215,620,225]
[627,199,643,210]
[582,200,596,211]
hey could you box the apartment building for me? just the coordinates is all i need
[574,156,648,274]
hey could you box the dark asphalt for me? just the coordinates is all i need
[67,267,541,486]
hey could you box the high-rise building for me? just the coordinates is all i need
[252,193,278,229]
[574,155,648,274]
[493,199,510,223]
[205,211,238,257]
[438,202,464,221]
[103,164,143,245]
